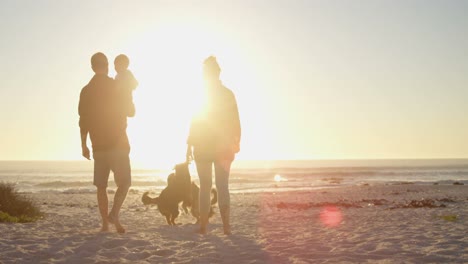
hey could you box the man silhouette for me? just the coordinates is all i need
[78,52,132,233]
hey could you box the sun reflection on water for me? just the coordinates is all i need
[274,174,287,182]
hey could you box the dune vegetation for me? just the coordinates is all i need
[0,183,42,223]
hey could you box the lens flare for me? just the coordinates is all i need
[319,205,342,227]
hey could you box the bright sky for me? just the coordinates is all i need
[1,0,467,165]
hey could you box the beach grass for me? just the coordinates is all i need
[0,182,43,223]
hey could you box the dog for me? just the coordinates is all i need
[142,162,217,225]
[182,181,217,224]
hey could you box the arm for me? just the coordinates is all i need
[80,127,90,160]
[128,72,138,116]
[186,144,193,163]
[186,118,195,163]
[118,76,136,118]
[78,89,91,160]
[127,92,136,117]
[123,71,137,117]
[230,92,241,153]
[232,94,241,144]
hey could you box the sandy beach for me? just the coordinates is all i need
[1,184,466,264]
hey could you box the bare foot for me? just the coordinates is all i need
[195,226,207,235]
[108,212,116,224]
[100,225,110,232]
[114,223,126,234]
[196,216,208,234]
[223,226,232,235]
[108,213,126,234]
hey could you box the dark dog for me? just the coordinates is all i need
[182,181,217,224]
[142,162,217,225]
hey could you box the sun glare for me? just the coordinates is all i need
[118,21,267,167]
[274,174,283,182]
[121,23,218,169]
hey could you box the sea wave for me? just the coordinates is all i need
[2,160,468,193]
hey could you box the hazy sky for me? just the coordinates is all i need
[1,0,467,164]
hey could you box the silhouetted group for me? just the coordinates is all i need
[78,52,240,235]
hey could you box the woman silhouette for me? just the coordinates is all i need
[186,56,241,235]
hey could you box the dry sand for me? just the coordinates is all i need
[0,184,467,263]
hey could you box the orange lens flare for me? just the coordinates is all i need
[319,205,342,227]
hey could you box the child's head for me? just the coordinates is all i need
[114,54,130,74]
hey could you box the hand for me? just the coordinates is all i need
[82,145,91,160]
[186,145,193,163]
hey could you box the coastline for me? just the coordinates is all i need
[2,158,468,195]
[1,183,466,263]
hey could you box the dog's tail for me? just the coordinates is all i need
[142,192,159,205]
[210,188,218,205]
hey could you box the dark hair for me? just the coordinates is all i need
[115,54,130,69]
[91,52,108,69]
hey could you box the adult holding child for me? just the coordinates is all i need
[186,56,241,235]
[78,52,133,233]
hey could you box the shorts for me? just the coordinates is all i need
[93,150,131,188]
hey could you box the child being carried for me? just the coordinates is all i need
[114,54,138,117]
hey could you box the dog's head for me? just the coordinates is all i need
[174,162,190,178]
[167,173,176,186]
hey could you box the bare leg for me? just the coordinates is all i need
[108,151,131,234]
[198,215,209,234]
[220,206,231,235]
[215,161,231,235]
[108,185,129,233]
[195,161,213,234]
[97,187,109,232]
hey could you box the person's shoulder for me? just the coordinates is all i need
[100,75,116,88]
[82,75,115,94]
[126,69,134,76]
[81,83,89,92]
[221,85,236,99]
[100,74,114,81]
[125,70,138,82]
[106,75,116,84]
[119,70,133,78]
[88,74,114,84]
[122,70,138,89]
[80,79,93,97]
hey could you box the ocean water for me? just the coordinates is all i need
[0,159,467,194]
